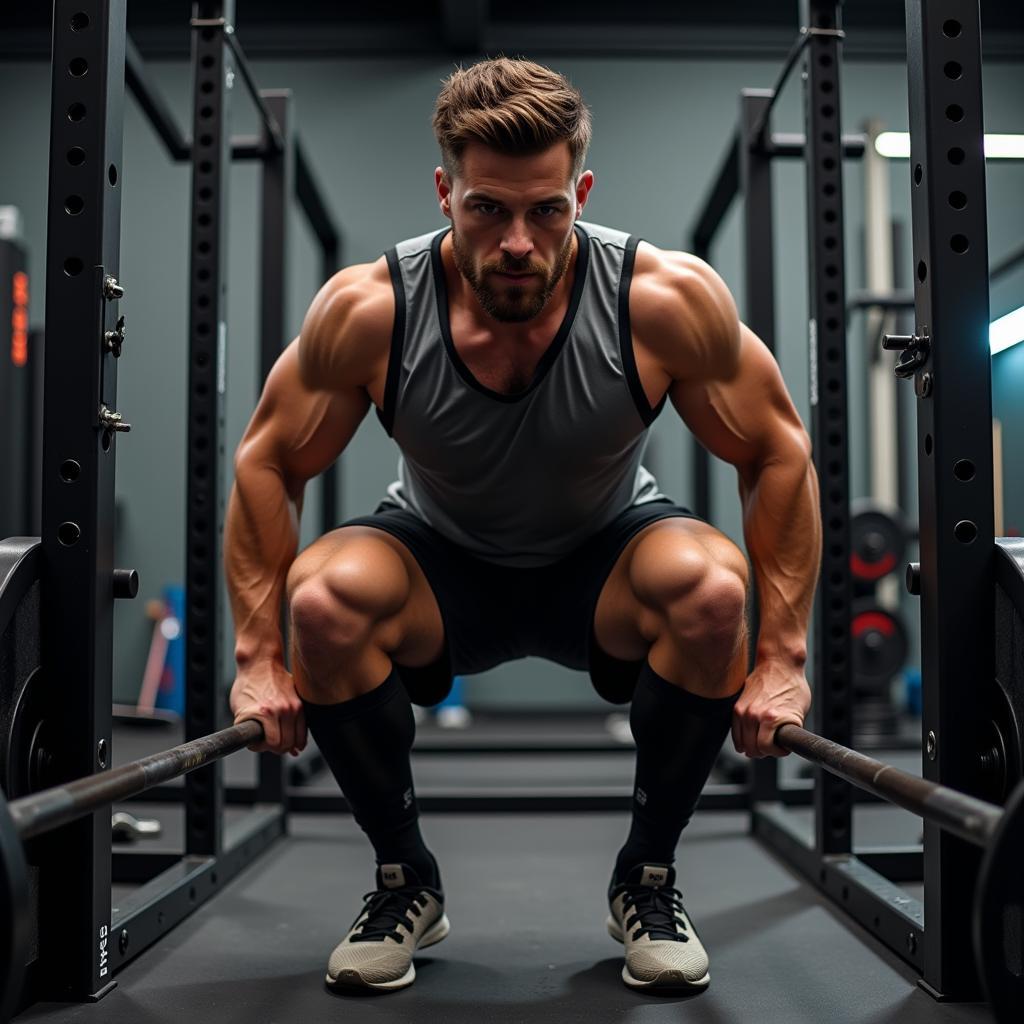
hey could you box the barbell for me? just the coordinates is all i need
[775,724,1023,1024]
[0,718,264,1023]
[0,717,1021,1022]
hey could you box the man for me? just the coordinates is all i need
[226,56,819,994]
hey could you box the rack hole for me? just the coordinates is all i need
[948,190,967,210]
[821,80,834,94]
[201,54,215,69]
[823,157,836,171]
[60,460,81,482]
[825,264,837,278]
[951,234,969,254]
[942,19,962,37]
[200,105,213,120]
[944,61,963,80]
[70,11,90,30]
[948,147,965,165]
[924,434,933,455]
[67,146,85,166]
[819,54,832,67]
[954,520,977,544]
[200,80,214,95]
[68,58,88,78]
[64,195,84,216]
[946,103,964,123]
[67,103,86,122]
[58,522,81,546]
[101,430,111,452]
[199,160,213,174]
[198,213,212,227]
[198,240,211,255]
[914,164,923,185]
[953,459,976,481]
[64,257,83,276]
[108,164,117,186]
[821,104,834,118]
[823,182,836,197]
[917,261,927,282]
[199,186,212,201]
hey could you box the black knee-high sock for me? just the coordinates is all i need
[301,668,440,890]
[613,662,742,886]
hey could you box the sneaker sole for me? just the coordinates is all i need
[325,913,450,992]
[606,914,711,991]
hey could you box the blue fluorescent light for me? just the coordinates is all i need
[991,305,1024,355]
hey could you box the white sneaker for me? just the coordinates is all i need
[326,863,449,992]
[607,863,710,990]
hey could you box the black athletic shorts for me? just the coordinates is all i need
[339,498,702,706]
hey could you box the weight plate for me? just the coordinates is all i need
[850,503,906,582]
[973,778,1024,1024]
[851,600,909,684]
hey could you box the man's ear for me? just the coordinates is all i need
[435,167,452,218]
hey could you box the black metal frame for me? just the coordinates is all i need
[12,0,350,1009]
[684,0,1003,1007]
[123,19,342,536]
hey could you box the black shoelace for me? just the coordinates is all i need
[350,887,432,944]
[620,885,690,943]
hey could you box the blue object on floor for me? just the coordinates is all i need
[436,674,466,710]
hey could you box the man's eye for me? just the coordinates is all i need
[474,203,500,215]
[535,206,560,217]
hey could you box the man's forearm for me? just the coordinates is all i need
[739,444,822,667]
[224,460,302,669]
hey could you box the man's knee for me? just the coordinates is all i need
[630,532,748,648]
[289,537,412,663]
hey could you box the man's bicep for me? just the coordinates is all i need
[669,325,809,474]
[236,339,370,488]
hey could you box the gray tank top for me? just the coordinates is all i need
[376,220,668,567]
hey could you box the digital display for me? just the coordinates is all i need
[11,270,28,367]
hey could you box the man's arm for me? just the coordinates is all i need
[633,250,821,756]
[671,322,821,665]
[224,262,390,755]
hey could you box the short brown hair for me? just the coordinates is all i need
[432,57,591,181]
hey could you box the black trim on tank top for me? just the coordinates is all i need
[376,247,407,437]
[430,225,590,403]
[618,235,668,427]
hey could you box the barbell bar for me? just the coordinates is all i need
[0,718,264,1022]
[1,718,1020,1023]
[774,723,1023,1024]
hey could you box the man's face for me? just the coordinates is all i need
[436,142,593,323]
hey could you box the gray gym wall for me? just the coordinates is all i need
[0,51,1021,710]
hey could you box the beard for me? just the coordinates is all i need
[450,227,575,323]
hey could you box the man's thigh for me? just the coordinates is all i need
[593,517,749,663]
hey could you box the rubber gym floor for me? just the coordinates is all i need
[17,716,993,1024]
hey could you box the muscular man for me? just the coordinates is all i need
[226,57,819,995]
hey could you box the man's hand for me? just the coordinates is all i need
[732,661,812,758]
[229,662,307,756]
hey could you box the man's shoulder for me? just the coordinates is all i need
[629,244,741,382]
[298,259,394,391]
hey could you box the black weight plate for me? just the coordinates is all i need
[0,575,43,799]
[0,790,30,1024]
[973,778,1024,1024]
[850,504,906,582]
[851,600,909,683]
